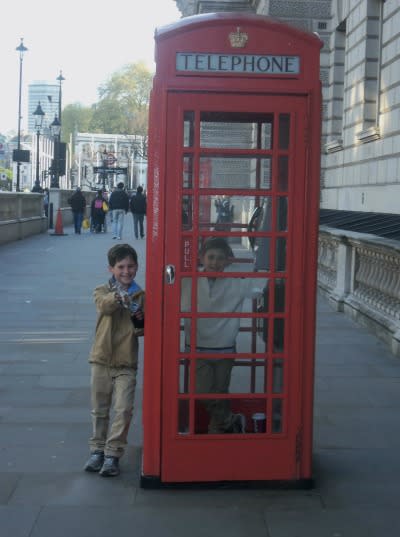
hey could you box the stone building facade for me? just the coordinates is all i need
[173,0,400,217]
[73,133,147,192]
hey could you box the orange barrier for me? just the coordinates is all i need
[51,208,67,236]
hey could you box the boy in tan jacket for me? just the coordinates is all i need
[84,244,144,477]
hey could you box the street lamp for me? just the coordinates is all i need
[15,38,28,192]
[101,149,109,189]
[50,115,61,188]
[50,70,65,188]
[56,70,65,121]
[32,102,45,192]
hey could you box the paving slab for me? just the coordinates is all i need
[1,221,400,537]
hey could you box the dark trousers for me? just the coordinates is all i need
[73,211,84,233]
[133,214,145,238]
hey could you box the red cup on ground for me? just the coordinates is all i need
[252,412,266,433]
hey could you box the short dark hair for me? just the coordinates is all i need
[137,186,143,193]
[200,237,234,258]
[117,182,124,189]
[108,244,138,266]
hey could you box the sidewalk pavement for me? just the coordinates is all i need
[1,215,400,537]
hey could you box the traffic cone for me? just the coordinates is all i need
[51,208,67,236]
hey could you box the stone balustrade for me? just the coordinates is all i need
[0,192,48,244]
[318,226,400,357]
[0,190,97,245]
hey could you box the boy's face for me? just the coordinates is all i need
[109,256,138,289]
[201,248,229,272]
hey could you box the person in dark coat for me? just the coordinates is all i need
[130,186,147,239]
[91,190,107,233]
[68,187,87,234]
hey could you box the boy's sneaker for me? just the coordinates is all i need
[84,451,104,472]
[99,456,120,477]
[226,413,246,433]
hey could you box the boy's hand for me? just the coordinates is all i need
[132,308,144,321]
[114,292,128,307]
[131,307,144,329]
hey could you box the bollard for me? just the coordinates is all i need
[49,202,54,229]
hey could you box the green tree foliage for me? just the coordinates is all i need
[61,62,153,148]
[61,103,93,141]
[0,167,12,191]
[89,62,153,136]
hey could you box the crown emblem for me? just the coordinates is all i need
[229,27,248,48]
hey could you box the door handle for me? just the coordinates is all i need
[165,264,176,284]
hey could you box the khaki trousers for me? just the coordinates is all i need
[89,363,137,458]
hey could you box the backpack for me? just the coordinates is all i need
[94,199,103,209]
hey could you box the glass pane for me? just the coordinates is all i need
[261,122,273,150]
[183,155,193,189]
[251,197,272,232]
[229,359,266,393]
[277,196,288,231]
[197,235,256,270]
[181,317,268,353]
[260,158,272,189]
[278,156,288,191]
[195,357,266,394]
[194,397,266,434]
[273,319,285,352]
[272,398,283,433]
[241,316,270,353]
[199,156,256,189]
[180,318,187,352]
[275,238,286,272]
[279,114,290,149]
[199,156,273,189]
[256,281,269,313]
[199,196,273,236]
[179,358,190,394]
[256,316,268,348]
[180,277,192,312]
[178,399,190,434]
[200,112,273,149]
[189,276,265,313]
[254,237,271,272]
[272,359,284,393]
[183,111,194,147]
[274,279,286,312]
[182,196,193,230]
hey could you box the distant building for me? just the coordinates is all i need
[28,82,59,134]
[74,133,147,192]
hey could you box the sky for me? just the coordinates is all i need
[0,0,181,135]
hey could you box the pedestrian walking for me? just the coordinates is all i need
[108,182,129,240]
[68,187,86,234]
[130,185,147,239]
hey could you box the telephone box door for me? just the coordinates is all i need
[161,91,312,483]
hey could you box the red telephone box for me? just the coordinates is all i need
[142,12,322,486]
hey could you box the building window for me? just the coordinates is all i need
[357,0,383,143]
[325,19,346,153]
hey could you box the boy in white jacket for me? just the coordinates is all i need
[182,237,260,434]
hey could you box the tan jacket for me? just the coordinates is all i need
[89,283,145,369]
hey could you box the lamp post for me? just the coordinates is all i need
[50,115,61,188]
[32,102,45,192]
[15,38,28,192]
[50,70,65,188]
[101,150,108,189]
[56,70,65,121]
